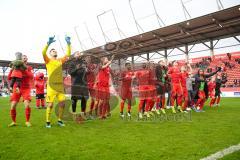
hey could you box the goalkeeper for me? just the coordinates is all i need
[42,35,71,128]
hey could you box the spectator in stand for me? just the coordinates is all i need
[233,79,238,87]
[208,57,212,63]
[236,58,240,64]
[227,53,231,61]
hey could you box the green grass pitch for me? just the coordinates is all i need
[0,97,240,160]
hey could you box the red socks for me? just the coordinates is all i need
[161,97,165,109]
[10,109,16,123]
[100,103,106,118]
[25,107,31,122]
[120,100,124,113]
[149,100,155,111]
[121,100,131,113]
[36,99,40,108]
[177,96,183,106]
[37,99,45,108]
[41,99,45,107]
[10,108,31,123]
[182,98,188,110]
[170,95,175,106]
[210,98,216,107]
[127,103,131,112]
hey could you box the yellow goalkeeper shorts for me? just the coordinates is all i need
[46,85,66,103]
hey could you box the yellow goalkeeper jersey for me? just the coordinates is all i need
[42,45,71,92]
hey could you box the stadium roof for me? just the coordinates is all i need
[84,5,240,59]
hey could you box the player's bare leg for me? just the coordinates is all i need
[24,100,32,127]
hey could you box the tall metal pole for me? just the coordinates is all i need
[185,44,189,62]
[57,35,65,54]
[180,0,191,20]
[110,9,125,39]
[210,40,214,58]
[164,49,168,64]
[128,0,142,34]
[84,22,97,47]
[74,26,85,51]
[216,0,224,10]
[151,0,165,27]
[97,11,108,44]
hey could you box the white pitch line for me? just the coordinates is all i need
[200,143,240,160]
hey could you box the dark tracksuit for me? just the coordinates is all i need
[68,58,89,113]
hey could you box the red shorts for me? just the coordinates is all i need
[182,87,188,98]
[120,86,132,100]
[10,87,31,102]
[198,90,206,99]
[88,83,96,98]
[96,85,110,100]
[209,91,215,98]
[171,83,183,96]
[89,88,96,98]
[138,85,156,100]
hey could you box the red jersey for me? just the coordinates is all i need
[97,66,110,87]
[35,80,45,94]
[120,70,134,88]
[87,64,97,88]
[8,65,33,89]
[168,67,182,84]
[136,69,151,86]
[181,72,188,88]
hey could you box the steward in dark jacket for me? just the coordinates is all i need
[68,52,89,114]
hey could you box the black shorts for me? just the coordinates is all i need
[215,90,221,97]
[156,84,166,95]
[71,95,89,100]
[36,94,45,99]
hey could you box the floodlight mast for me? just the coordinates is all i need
[180,0,192,20]
[128,0,144,34]
[216,0,224,10]
[151,0,165,27]
[84,22,98,47]
[57,35,65,53]
[74,26,85,51]
[97,11,109,44]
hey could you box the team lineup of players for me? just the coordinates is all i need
[7,36,227,128]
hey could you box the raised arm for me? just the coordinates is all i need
[60,36,71,63]
[205,67,221,78]
[187,62,193,73]
[42,36,56,63]
[102,54,115,69]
